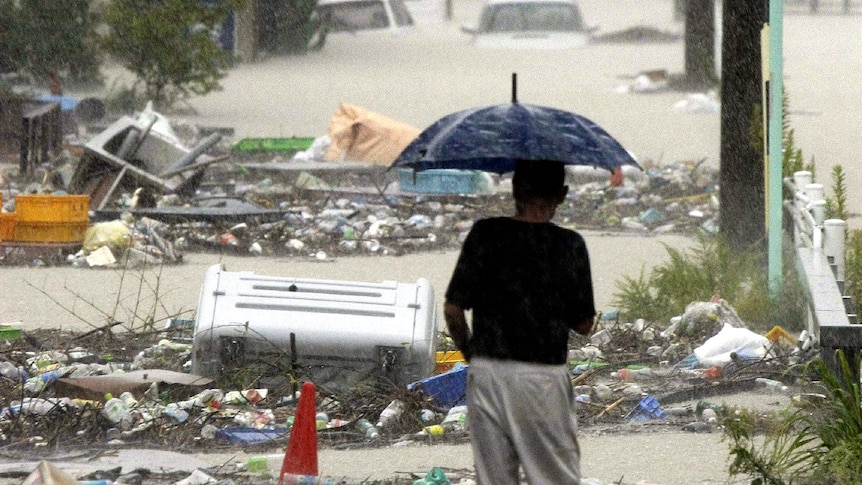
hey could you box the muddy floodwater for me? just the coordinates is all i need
[173,0,862,228]
[1,1,860,484]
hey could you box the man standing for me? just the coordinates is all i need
[444,159,596,484]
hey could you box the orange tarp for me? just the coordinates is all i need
[325,103,420,165]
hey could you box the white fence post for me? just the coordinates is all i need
[824,219,847,282]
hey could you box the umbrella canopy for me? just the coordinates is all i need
[391,102,641,175]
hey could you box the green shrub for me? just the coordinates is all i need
[725,350,862,484]
[0,0,103,87]
[102,0,245,109]
[824,165,848,221]
[845,230,862,320]
[725,405,818,485]
[805,351,862,484]
[611,234,805,331]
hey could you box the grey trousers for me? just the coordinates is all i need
[467,357,581,485]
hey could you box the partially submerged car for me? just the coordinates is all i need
[315,0,415,35]
[461,0,597,49]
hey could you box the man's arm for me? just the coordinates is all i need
[444,301,472,360]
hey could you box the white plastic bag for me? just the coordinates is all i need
[693,323,770,368]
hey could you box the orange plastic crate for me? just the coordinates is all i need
[14,195,90,223]
[435,350,466,374]
[13,221,88,243]
[0,213,16,242]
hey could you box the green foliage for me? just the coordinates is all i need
[102,0,245,109]
[610,266,667,324]
[733,257,806,332]
[611,234,805,331]
[0,0,102,86]
[258,0,323,54]
[724,406,818,485]
[0,0,21,74]
[824,165,848,221]
[725,350,862,484]
[806,351,862,484]
[845,230,862,319]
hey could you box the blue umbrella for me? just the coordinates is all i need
[392,75,640,174]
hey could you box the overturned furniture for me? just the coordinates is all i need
[0,98,63,180]
[191,264,437,391]
[68,102,225,210]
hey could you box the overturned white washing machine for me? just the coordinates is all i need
[191,264,437,391]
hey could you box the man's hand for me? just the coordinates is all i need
[573,316,595,336]
[444,301,472,360]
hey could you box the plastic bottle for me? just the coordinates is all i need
[701,408,718,423]
[663,406,692,417]
[163,403,189,424]
[695,401,726,416]
[755,378,789,394]
[105,427,120,441]
[356,418,380,440]
[23,376,46,394]
[614,367,655,382]
[102,398,132,430]
[200,424,217,440]
[179,389,224,409]
[0,361,20,380]
[411,467,451,485]
[441,405,468,432]
[11,398,64,416]
[119,392,139,409]
[419,408,437,423]
[376,399,405,429]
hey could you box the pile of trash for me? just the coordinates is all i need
[0,99,721,266]
[0,294,821,485]
[0,297,817,451]
[1,152,719,266]
[67,215,183,267]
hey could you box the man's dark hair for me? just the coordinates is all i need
[512,159,566,201]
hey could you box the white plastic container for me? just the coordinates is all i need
[191,264,437,390]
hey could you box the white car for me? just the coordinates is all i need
[461,0,597,49]
[315,0,415,35]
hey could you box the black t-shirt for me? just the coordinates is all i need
[445,217,596,365]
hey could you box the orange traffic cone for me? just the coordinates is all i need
[279,381,319,484]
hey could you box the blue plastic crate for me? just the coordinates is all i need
[398,169,479,194]
[408,365,468,409]
[625,395,668,422]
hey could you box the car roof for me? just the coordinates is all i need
[481,0,580,5]
[317,0,389,6]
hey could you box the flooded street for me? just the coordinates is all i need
[170,0,861,229]
[184,0,717,169]
[3,1,861,484]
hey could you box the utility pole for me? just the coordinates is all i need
[719,0,769,250]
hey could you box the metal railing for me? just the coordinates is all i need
[785,170,860,379]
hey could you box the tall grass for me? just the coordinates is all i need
[611,234,806,332]
[724,350,862,485]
